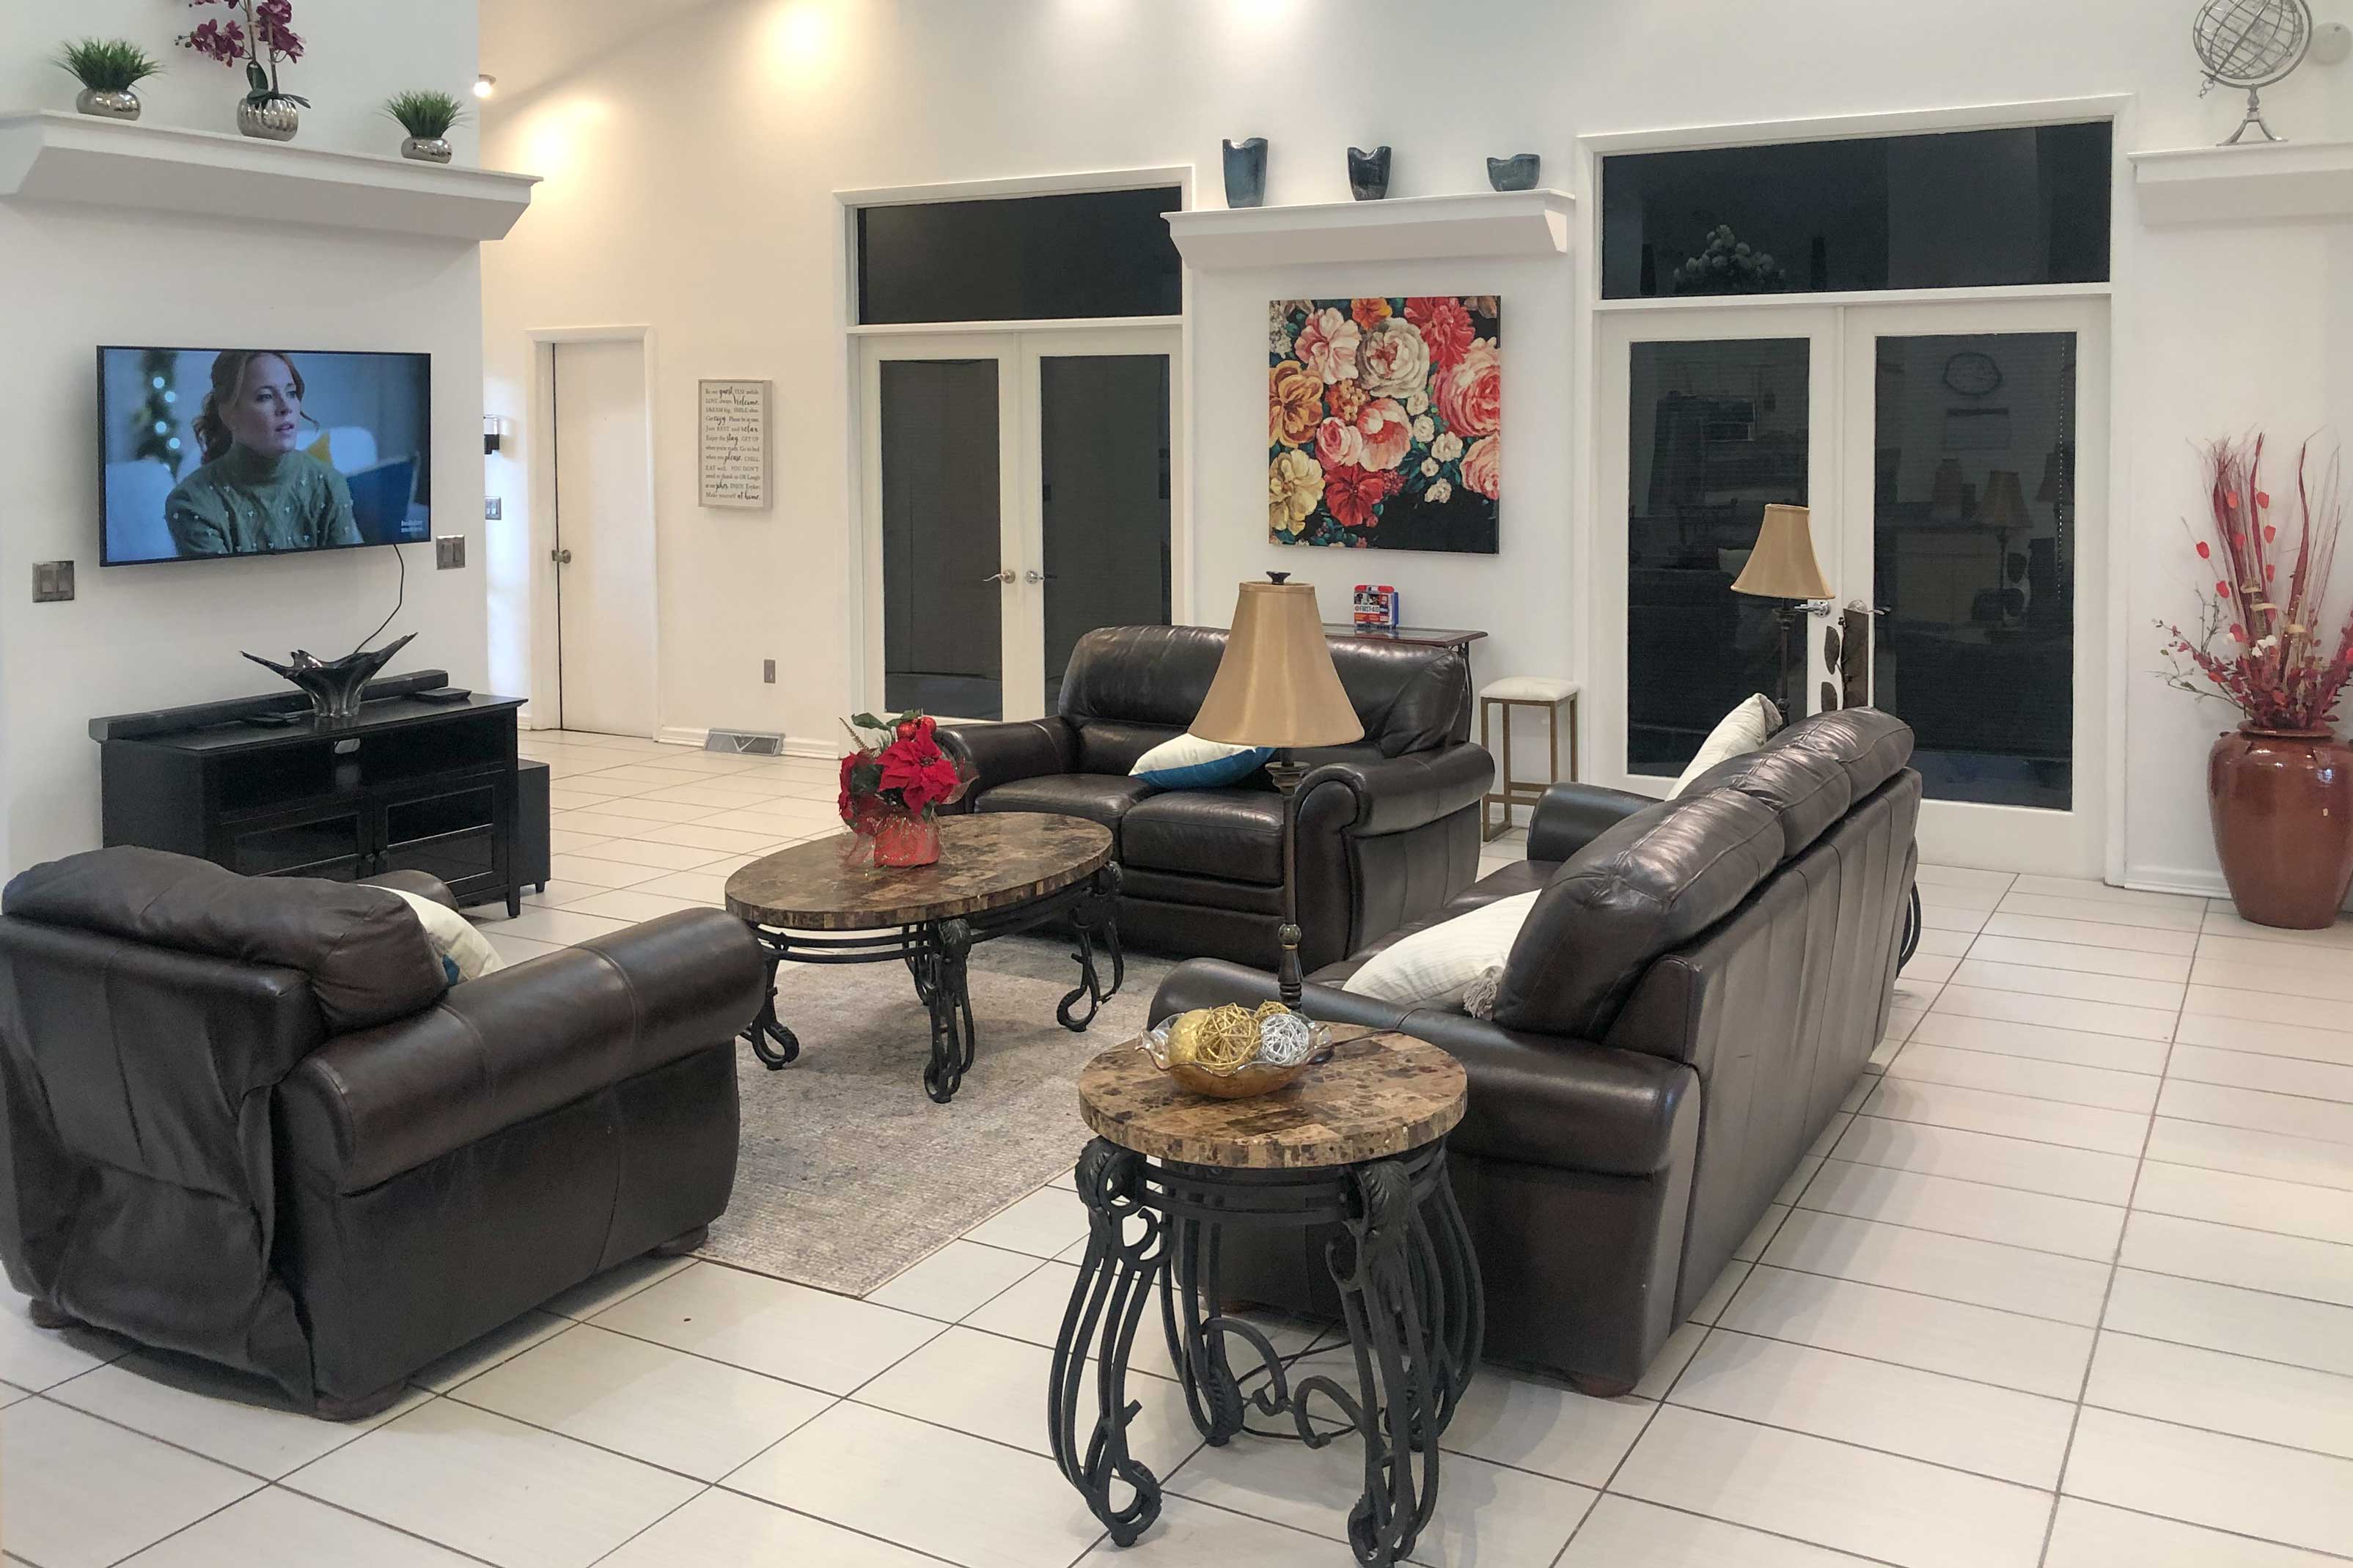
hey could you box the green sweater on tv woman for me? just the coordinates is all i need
[164,445,361,557]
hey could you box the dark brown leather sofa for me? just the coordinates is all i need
[941,625,1493,971]
[1151,709,1921,1392]
[0,847,763,1418]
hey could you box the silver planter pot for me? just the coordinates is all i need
[237,98,300,142]
[75,87,142,122]
[400,136,454,165]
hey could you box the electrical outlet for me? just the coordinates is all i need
[32,561,74,602]
[435,537,466,570]
[485,497,503,521]
[763,659,777,684]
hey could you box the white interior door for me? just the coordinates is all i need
[1595,307,1841,796]
[860,327,1180,722]
[1838,297,2109,875]
[552,338,657,737]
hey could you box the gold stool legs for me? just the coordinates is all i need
[1480,693,1579,842]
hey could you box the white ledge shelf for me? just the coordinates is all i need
[0,111,538,242]
[2130,140,2353,227]
[1166,189,1572,270]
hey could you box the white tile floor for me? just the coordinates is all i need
[5,735,2353,1567]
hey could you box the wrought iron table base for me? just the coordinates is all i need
[741,864,1123,1103]
[1050,1137,1482,1565]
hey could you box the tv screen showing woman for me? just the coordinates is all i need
[98,347,433,565]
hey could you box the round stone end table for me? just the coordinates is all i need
[723,813,1121,1103]
[1050,1026,1482,1567]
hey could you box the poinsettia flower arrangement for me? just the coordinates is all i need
[180,0,309,109]
[2159,435,2353,732]
[837,710,969,832]
[1267,295,1501,553]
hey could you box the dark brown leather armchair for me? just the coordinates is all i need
[1151,709,1921,1392]
[0,847,763,1418]
[942,625,1493,971]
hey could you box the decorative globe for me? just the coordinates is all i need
[2194,0,2312,88]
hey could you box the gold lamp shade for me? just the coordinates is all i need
[1192,578,1365,748]
[1730,504,1832,600]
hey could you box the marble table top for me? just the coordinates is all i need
[724,812,1112,930]
[1077,1024,1467,1169]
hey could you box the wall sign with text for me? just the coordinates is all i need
[699,378,772,509]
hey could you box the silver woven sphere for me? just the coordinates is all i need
[2195,0,2312,142]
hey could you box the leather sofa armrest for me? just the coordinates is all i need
[1394,1009,1695,1177]
[1296,743,1494,839]
[1149,958,1411,1031]
[279,910,764,1193]
[364,871,458,911]
[1526,781,1659,864]
[939,718,1079,803]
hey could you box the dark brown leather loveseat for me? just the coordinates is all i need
[0,847,763,1418]
[941,625,1493,970]
[1151,709,1921,1391]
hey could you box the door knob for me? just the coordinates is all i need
[551,548,573,565]
[1025,570,1057,584]
[982,569,1015,585]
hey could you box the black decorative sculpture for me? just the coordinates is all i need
[243,633,416,724]
[1222,137,1267,208]
[1347,145,1391,201]
[1486,152,1541,191]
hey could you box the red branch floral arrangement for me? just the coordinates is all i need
[837,711,968,833]
[180,0,308,109]
[2159,435,2353,732]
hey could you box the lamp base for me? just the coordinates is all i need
[1277,922,1304,1011]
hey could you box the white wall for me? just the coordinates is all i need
[0,1,487,871]
[480,0,2353,894]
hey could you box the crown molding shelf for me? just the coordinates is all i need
[1165,189,1573,270]
[0,111,539,242]
[2130,140,2353,227]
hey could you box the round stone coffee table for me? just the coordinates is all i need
[1049,1026,1481,1567]
[724,813,1121,1103]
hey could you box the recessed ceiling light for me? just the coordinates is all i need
[474,75,497,99]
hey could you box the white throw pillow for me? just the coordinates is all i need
[374,886,506,983]
[1670,694,1781,798]
[1341,890,1540,1017]
[1129,732,1274,789]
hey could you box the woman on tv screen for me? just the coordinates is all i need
[164,350,360,556]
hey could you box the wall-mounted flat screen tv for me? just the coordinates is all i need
[98,347,433,566]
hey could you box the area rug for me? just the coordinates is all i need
[699,933,1175,1298]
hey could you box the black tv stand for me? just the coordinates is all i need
[92,670,529,916]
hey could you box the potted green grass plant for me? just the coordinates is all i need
[56,39,164,122]
[385,89,468,164]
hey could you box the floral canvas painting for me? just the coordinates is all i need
[1268,296,1499,553]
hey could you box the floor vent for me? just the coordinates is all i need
[705,729,786,756]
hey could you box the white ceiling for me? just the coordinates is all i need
[480,0,735,104]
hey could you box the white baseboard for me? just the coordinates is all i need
[656,724,835,759]
[2118,864,2228,900]
[656,725,709,748]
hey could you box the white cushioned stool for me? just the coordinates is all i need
[1480,677,1579,842]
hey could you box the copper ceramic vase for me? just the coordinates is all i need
[2208,725,2353,928]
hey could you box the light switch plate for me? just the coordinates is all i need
[435,537,466,570]
[32,561,74,602]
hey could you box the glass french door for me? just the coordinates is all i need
[1597,296,2108,874]
[859,327,1180,722]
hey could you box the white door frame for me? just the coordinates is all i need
[1593,297,2110,873]
[1591,306,1841,798]
[522,325,660,733]
[854,323,1186,722]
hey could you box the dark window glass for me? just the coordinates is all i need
[858,188,1183,325]
[881,360,1002,718]
[1041,355,1172,711]
[1871,331,2076,810]
[1601,123,2110,299]
[1626,338,1810,775]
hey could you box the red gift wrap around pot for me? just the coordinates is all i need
[870,811,943,868]
[2208,725,2353,929]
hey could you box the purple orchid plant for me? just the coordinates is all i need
[180,0,308,109]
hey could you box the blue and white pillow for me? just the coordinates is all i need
[1131,732,1274,789]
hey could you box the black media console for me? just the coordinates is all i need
[92,670,533,916]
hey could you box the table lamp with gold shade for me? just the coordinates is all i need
[1192,573,1364,1009]
[1730,503,1834,719]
